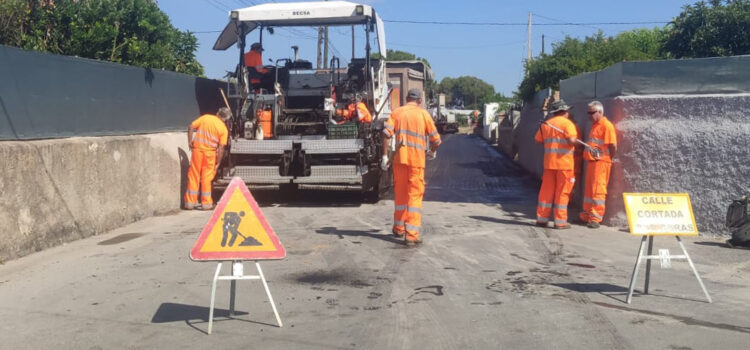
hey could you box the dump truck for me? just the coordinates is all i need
[211,1,392,200]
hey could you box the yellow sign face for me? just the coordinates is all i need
[623,193,698,236]
[190,177,285,261]
[199,188,275,252]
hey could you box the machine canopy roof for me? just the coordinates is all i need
[213,1,386,57]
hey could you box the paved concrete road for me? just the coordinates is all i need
[1,134,749,349]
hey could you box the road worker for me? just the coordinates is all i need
[244,42,268,88]
[381,88,441,246]
[335,103,355,124]
[580,101,617,228]
[355,95,372,123]
[335,95,372,124]
[184,107,231,210]
[534,100,577,229]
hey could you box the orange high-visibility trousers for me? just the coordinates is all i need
[392,163,425,241]
[536,169,575,227]
[184,149,217,207]
[580,161,612,223]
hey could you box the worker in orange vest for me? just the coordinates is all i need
[534,100,578,229]
[580,101,617,228]
[382,88,441,246]
[184,107,230,210]
[335,95,372,124]
[244,42,268,88]
[355,94,372,123]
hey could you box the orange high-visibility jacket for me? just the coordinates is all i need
[356,102,372,123]
[190,114,228,151]
[383,102,441,168]
[534,114,577,170]
[244,50,262,68]
[584,116,617,163]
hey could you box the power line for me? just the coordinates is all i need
[389,40,525,50]
[201,0,228,13]
[534,13,603,31]
[383,19,668,26]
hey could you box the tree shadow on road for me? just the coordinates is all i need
[151,302,276,335]
[315,226,404,244]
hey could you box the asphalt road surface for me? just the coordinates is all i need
[1,134,748,349]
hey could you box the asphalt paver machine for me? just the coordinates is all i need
[212,1,392,200]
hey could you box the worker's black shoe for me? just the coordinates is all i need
[184,203,195,210]
[587,221,600,229]
[392,230,405,238]
[535,221,548,227]
[555,223,572,230]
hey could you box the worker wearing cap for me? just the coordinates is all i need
[580,101,617,228]
[382,88,441,246]
[184,107,230,210]
[244,42,268,86]
[535,100,578,229]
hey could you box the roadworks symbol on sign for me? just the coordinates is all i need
[190,177,285,261]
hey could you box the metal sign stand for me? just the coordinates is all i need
[626,235,712,304]
[207,260,283,334]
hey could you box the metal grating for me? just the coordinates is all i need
[302,139,364,154]
[230,166,292,184]
[230,139,363,154]
[294,165,364,184]
[309,165,361,177]
[230,139,293,154]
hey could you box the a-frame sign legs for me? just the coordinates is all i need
[676,236,712,303]
[256,261,283,328]
[644,236,654,294]
[626,236,648,304]
[626,236,712,304]
[207,261,283,334]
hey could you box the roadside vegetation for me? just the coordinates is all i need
[518,0,750,101]
[0,0,203,76]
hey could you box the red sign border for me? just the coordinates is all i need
[190,177,286,261]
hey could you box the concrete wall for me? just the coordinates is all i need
[512,56,750,234]
[0,133,188,262]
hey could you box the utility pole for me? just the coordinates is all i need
[541,34,545,55]
[324,26,329,69]
[317,27,323,69]
[527,11,532,63]
[323,0,329,69]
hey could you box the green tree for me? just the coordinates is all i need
[438,76,496,110]
[663,0,750,58]
[0,0,203,76]
[0,0,26,47]
[517,28,667,101]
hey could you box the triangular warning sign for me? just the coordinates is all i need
[190,177,285,261]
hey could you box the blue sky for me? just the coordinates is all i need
[158,0,697,96]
